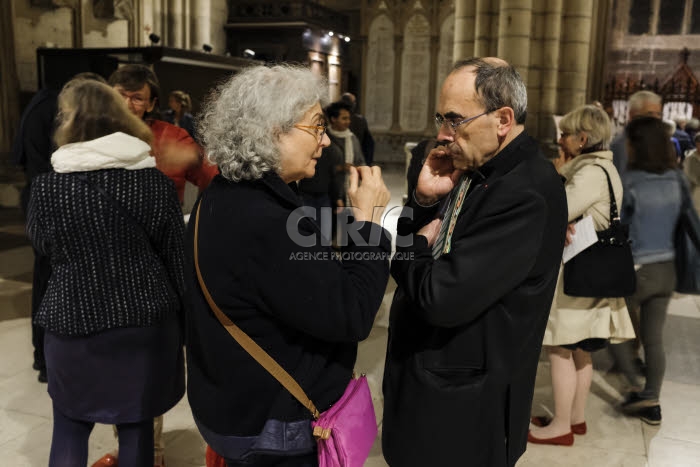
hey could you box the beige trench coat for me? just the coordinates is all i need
[543,150,636,346]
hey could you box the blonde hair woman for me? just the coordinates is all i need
[165,89,196,139]
[528,105,635,446]
[27,79,185,467]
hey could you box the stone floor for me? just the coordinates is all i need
[1,167,699,466]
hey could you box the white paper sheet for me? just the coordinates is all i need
[562,215,598,263]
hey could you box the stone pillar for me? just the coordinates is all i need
[191,0,212,51]
[391,34,404,131]
[364,14,395,132]
[537,0,563,142]
[168,0,184,48]
[453,0,476,60]
[586,0,612,103]
[497,0,533,83]
[154,0,166,45]
[427,32,440,131]
[557,0,593,113]
[436,13,455,107]
[0,2,20,155]
[209,0,228,54]
[474,0,497,57]
[400,14,431,132]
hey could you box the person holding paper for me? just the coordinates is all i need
[529,104,635,445]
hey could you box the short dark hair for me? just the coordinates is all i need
[325,101,352,120]
[452,58,528,124]
[626,117,677,173]
[108,64,160,105]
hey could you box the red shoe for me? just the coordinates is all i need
[527,430,574,446]
[531,416,587,435]
[571,421,587,435]
[206,445,227,467]
[91,454,118,467]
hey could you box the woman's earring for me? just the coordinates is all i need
[579,144,583,148]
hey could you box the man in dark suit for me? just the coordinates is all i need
[382,57,568,467]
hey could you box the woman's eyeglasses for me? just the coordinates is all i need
[294,124,327,142]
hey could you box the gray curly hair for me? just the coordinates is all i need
[198,64,329,181]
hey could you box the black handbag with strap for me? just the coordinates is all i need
[563,164,636,298]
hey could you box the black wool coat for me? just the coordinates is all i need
[382,131,568,467]
[185,172,391,437]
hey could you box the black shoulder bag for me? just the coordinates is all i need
[563,164,636,298]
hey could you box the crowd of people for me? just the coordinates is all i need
[11,55,699,467]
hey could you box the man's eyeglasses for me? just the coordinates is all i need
[118,91,148,108]
[294,123,327,142]
[434,111,488,133]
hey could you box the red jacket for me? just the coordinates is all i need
[148,119,218,203]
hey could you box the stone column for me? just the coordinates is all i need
[154,0,166,45]
[537,0,563,142]
[168,0,184,48]
[436,13,455,106]
[474,0,496,57]
[453,0,476,60]
[586,0,612,103]
[427,33,440,131]
[190,0,212,51]
[391,35,404,132]
[557,0,593,113]
[497,0,533,83]
[0,3,20,155]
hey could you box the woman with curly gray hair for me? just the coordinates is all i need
[184,64,392,466]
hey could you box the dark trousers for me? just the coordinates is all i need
[609,261,676,399]
[49,404,153,467]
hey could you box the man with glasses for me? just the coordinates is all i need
[108,64,218,205]
[382,57,568,467]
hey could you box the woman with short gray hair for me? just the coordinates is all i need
[185,64,391,466]
[529,104,635,445]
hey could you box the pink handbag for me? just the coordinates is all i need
[312,375,377,467]
[194,201,377,467]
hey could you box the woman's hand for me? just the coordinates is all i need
[564,222,576,246]
[347,166,391,224]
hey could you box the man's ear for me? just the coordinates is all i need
[496,107,515,137]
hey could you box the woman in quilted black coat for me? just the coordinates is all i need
[26,79,186,467]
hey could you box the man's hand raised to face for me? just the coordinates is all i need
[415,145,464,206]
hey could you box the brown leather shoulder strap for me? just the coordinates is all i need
[193,200,320,419]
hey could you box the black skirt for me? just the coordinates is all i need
[44,311,185,424]
[561,337,609,352]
